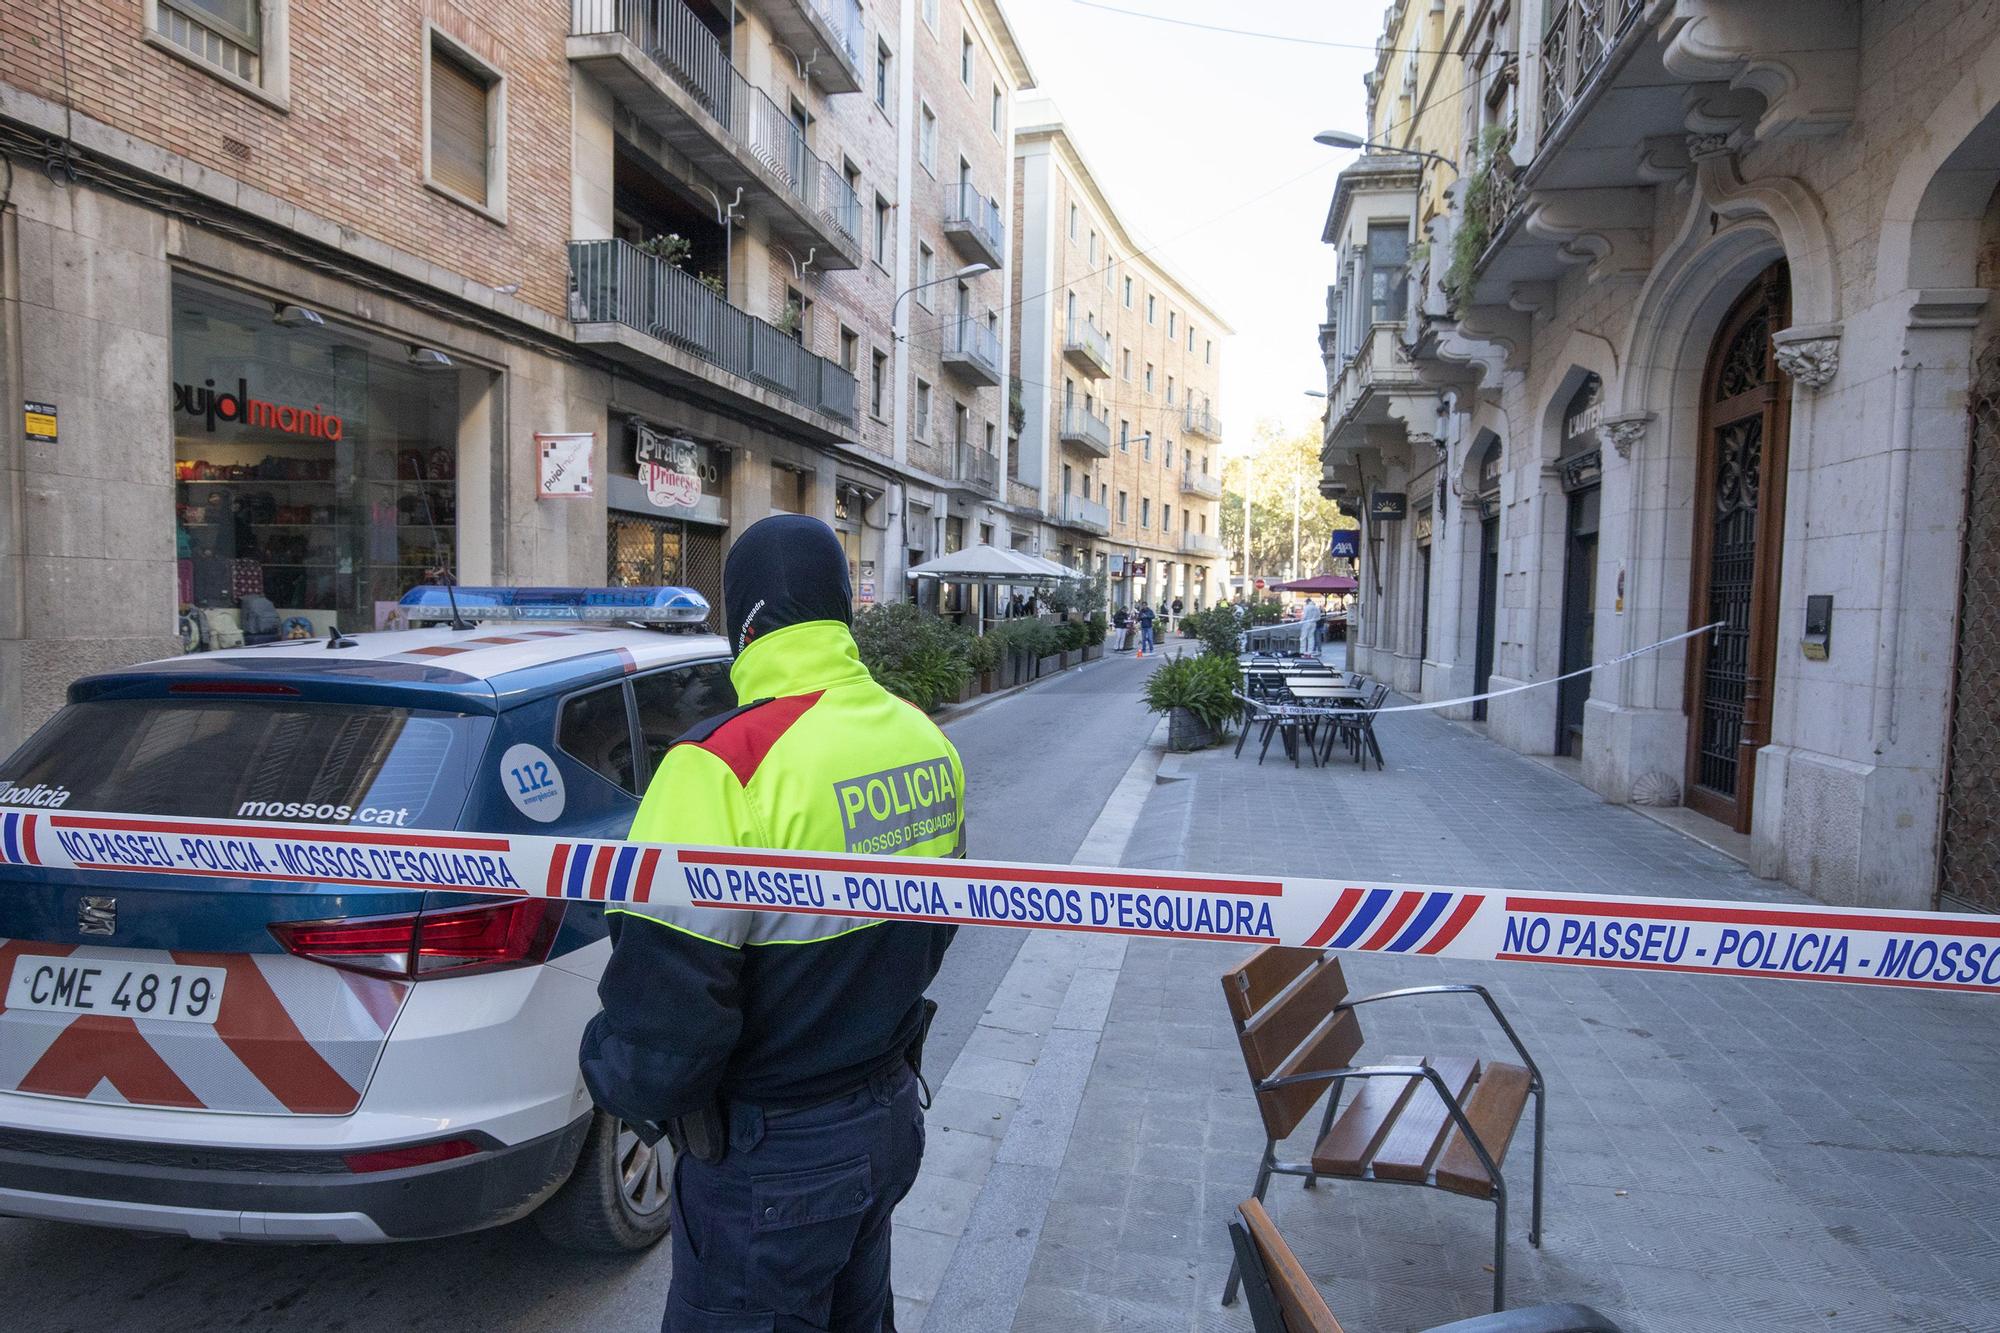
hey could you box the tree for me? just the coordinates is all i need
[1219,419,1356,583]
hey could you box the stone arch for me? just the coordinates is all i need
[1878,30,2000,295]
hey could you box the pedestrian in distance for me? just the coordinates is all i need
[1300,597,1323,657]
[580,513,964,1333]
[1137,601,1157,656]
[1170,596,1184,636]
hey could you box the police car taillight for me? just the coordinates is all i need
[269,900,564,981]
[399,584,710,628]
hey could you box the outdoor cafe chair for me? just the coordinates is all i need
[1325,682,1390,770]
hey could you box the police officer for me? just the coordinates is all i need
[581,514,963,1332]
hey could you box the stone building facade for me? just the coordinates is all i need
[1012,102,1229,612]
[1321,0,2000,913]
[0,0,1035,755]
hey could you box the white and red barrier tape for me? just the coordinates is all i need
[3,808,1996,995]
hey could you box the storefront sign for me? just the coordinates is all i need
[23,401,56,443]
[172,378,344,441]
[641,462,702,510]
[857,580,877,604]
[1329,529,1359,559]
[537,432,595,499]
[1369,491,1408,521]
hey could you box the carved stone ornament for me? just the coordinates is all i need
[1599,412,1654,460]
[1770,329,1840,390]
[1630,771,1683,807]
[1685,132,1731,160]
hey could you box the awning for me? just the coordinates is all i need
[906,546,1086,583]
[1271,574,1358,594]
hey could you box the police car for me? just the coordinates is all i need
[0,586,735,1248]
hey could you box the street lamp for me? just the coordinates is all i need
[892,262,992,334]
[1314,129,1458,175]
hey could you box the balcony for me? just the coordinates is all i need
[1325,323,1425,452]
[1538,0,1650,154]
[950,441,999,496]
[763,0,864,95]
[569,239,856,433]
[1059,406,1111,458]
[942,180,1005,269]
[1061,317,1111,380]
[1060,491,1110,536]
[1180,465,1221,500]
[569,0,861,270]
[1178,531,1221,558]
[942,319,1002,386]
[1183,404,1221,442]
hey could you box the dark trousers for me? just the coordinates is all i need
[665,1066,925,1332]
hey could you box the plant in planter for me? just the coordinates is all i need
[696,271,726,298]
[775,300,804,336]
[636,233,695,268]
[1142,652,1242,752]
[852,603,971,712]
[963,629,1001,693]
[1084,611,1107,659]
[1184,607,1243,661]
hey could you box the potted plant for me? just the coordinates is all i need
[965,630,1001,693]
[1142,653,1241,752]
[1083,611,1107,661]
[852,603,971,712]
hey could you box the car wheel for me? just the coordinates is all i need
[533,1111,675,1252]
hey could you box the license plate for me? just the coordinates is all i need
[6,956,227,1025]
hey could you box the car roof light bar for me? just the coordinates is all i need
[399,585,711,627]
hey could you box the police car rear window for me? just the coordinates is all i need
[0,700,489,829]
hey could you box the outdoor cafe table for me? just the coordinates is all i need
[1281,683,1367,706]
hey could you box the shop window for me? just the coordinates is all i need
[426,30,505,217]
[633,661,735,780]
[172,275,480,645]
[147,0,288,103]
[559,684,637,795]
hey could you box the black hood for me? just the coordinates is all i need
[723,514,853,655]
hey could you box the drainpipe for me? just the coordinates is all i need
[1871,362,1914,755]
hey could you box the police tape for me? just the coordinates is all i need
[6,808,1997,995]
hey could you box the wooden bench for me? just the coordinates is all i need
[1229,1198,1620,1333]
[1220,946,1546,1312]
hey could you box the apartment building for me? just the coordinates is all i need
[1012,102,1229,611]
[0,0,1030,753]
[1320,0,2000,913]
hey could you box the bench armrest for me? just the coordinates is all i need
[1424,1303,1625,1333]
[1336,984,1543,1093]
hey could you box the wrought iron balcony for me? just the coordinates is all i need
[1539,0,1647,150]
[1060,491,1110,536]
[952,441,999,495]
[1180,465,1221,500]
[569,239,856,427]
[1059,406,1111,457]
[942,319,1002,386]
[1178,531,1222,558]
[760,0,864,94]
[943,180,1005,268]
[1183,404,1221,441]
[1062,316,1111,379]
[569,0,861,268]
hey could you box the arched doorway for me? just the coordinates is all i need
[1685,261,1792,833]
[1472,437,1502,720]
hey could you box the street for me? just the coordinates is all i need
[0,655,1162,1333]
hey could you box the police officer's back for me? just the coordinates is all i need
[582,514,962,1332]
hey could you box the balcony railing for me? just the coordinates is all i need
[1062,316,1112,379]
[570,238,855,422]
[1180,465,1221,500]
[1059,406,1111,456]
[570,0,858,249]
[1061,492,1111,535]
[942,319,1002,385]
[1183,404,1220,441]
[943,180,1005,266]
[1539,0,1647,147]
[953,441,999,494]
[1178,531,1221,558]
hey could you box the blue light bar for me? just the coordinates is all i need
[399,585,711,626]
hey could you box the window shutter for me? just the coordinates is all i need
[430,45,490,204]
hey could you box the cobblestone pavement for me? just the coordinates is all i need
[956,666,2000,1333]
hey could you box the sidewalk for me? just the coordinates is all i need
[914,687,2000,1332]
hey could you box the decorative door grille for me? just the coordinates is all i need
[1939,345,2000,912]
[607,514,724,629]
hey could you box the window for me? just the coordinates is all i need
[876,41,892,111]
[954,401,969,448]
[1118,419,1130,449]
[871,350,888,418]
[1087,231,1097,263]
[917,243,935,307]
[1166,375,1175,405]
[1118,491,1128,523]
[991,88,1003,133]
[1146,294,1156,324]
[1144,363,1155,394]
[844,157,862,206]
[1187,325,1195,353]
[1121,348,1132,379]
[1165,442,1174,468]
[426,33,504,215]
[1142,434,1152,460]
[1105,254,1114,290]
[923,0,939,31]
[1100,481,1108,503]
[1069,203,1078,239]
[784,285,810,345]
[1168,311,1177,339]
[839,325,859,374]
[560,685,637,794]
[1366,222,1411,324]
[1205,339,1212,364]
[1163,503,1172,532]
[1140,498,1151,529]
[632,662,735,780]
[874,194,891,265]
[920,103,937,172]
[916,379,932,440]
[1123,276,1133,307]
[150,0,284,96]
[985,421,996,455]
[961,33,974,86]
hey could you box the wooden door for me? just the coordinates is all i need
[1685,262,1792,832]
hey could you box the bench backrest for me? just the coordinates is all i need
[1221,946,1362,1142]
[1231,1197,1345,1333]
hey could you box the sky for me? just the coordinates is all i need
[1000,0,1383,454]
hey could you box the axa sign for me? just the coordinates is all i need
[172,378,344,441]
